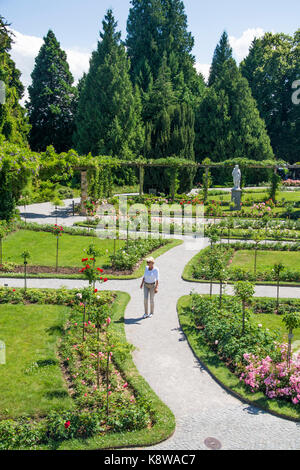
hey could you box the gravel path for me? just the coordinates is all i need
[2,236,300,450]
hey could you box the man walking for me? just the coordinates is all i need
[140,257,159,319]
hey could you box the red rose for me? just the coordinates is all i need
[97,268,104,273]
[64,421,71,429]
[94,289,98,293]
[104,278,108,282]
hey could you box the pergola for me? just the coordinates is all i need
[75,161,300,215]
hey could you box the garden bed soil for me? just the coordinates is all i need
[0,264,135,277]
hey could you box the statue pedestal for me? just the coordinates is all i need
[231,188,242,211]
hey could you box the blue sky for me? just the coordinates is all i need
[1,0,299,99]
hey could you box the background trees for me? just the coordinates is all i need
[74,10,144,163]
[26,30,77,153]
[0,16,29,146]
[195,59,274,184]
[240,30,300,164]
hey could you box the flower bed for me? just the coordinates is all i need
[241,345,300,403]
[187,294,300,409]
[178,294,300,418]
[110,238,169,271]
[0,289,165,449]
[282,179,300,187]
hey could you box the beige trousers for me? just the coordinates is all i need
[144,282,155,315]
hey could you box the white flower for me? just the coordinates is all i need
[258,324,262,328]
[76,293,82,299]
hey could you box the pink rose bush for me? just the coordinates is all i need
[282,179,300,187]
[240,343,300,404]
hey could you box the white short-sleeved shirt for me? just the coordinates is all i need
[144,266,159,284]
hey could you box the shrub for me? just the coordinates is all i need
[110,238,168,271]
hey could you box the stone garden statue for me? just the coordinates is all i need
[232,165,241,190]
[231,165,242,211]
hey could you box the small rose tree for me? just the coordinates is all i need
[282,312,300,367]
[234,281,255,335]
[21,250,30,291]
[273,262,285,313]
[252,231,264,277]
[52,224,64,272]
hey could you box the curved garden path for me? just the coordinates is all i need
[3,235,300,450]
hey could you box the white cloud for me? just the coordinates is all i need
[195,63,210,83]
[9,29,91,104]
[229,28,265,62]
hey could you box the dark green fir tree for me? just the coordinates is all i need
[26,30,77,152]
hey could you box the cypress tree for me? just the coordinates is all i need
[143,56,195,192]
[73,10,144,160]
[208,30,233,86]
[26,30,77,152]
[0,16,29,145]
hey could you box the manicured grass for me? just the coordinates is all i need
[58,292,175,450]
[182,246,300,286]
[231,250,300,272]
[254,314,300,346]
[1,230,182,281]
[3,230,125,268]
[0,304,73,419]
[177,295,300,421]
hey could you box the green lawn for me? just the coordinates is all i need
[207,189,300,204]
[3,230,125,268]
[0,304,73,418]
[231,250,300,272]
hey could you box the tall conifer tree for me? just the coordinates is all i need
[26,30,76,152]
[195,60,274,170]
[208,31,233,86]
[74,10,144,159]
[0,16,29,145]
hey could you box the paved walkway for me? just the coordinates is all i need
[2,236,300,450]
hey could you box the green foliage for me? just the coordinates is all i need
[234,281,255,304]
[240,30,300,164]
[208,31,233,86]
[74,10,144,160]
[0,17,29,145]
[126,0,205,107]
[26,30,77,152]
[195,60,274,171]
[283,311,300,334]
[110,238,168,271]
[269,171,282,203]
[189,294,278,364]
[143,56,196,192]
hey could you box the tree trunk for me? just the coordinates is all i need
[24,262,27,291]
[56,236,59,272]
[97,325,100,389]
[106,354,110,416]
[82,304,86,342]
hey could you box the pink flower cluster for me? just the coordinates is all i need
[251,202,273,218]
[240,344,300,405]
[282,179,300,187]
